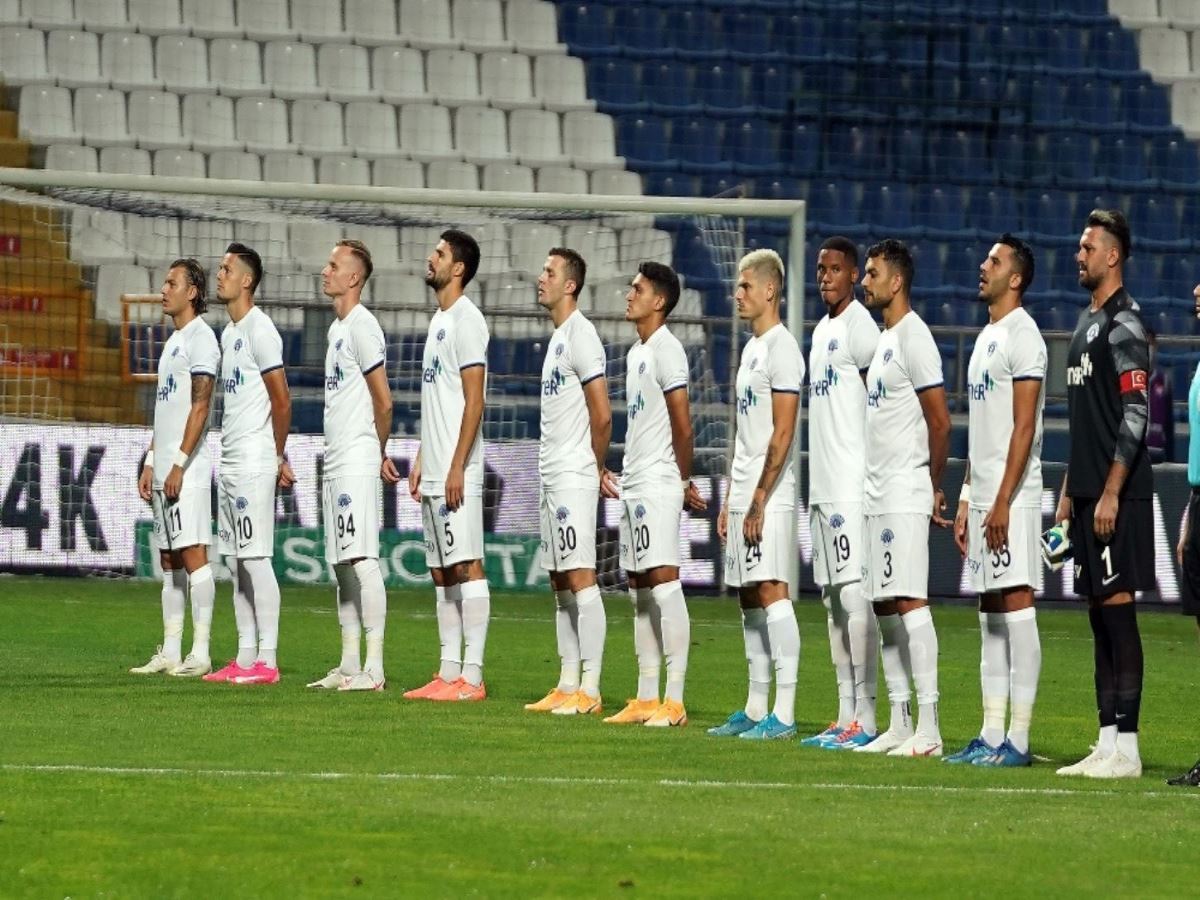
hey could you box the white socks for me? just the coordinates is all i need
[653,580,689,704]
[187,564,214,660]
[766,599,800,727]
[841,581,878,734]
[823,588,855,728]
[459,578,490,687]
[576,584,606,698]
[632,586,661,701]
[979,611,1009,747]
[741,606,771,722]
[1116,730,1140,762]
[436,584,463,682]
[230,557,258,668]
[333,562,363,676]
[876,612,913,736]
[354,558,387,676]
[241,557,280,668]
[903,606,940,739]
[1006,607,1041,755]
[160,568,187,662]
[555,588,580,693]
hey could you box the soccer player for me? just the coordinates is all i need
[598,262,706,727]
[404,230,492,702]
[1055,210,1153,779]
[524,248,613,716]
[802,236,881,750]
[202,243,293,686]
[132,259,219,676]
[857,239,950,758]
[307,239,397,692]
[708,249,805,741]
[948,235,1046,767]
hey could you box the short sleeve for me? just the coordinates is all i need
[656,337,689,393]
[254,317,285,375]
[849,308,880,372]
[457,310,488,370]
[1008,321,1047,382]
[903,321,943,392]
[190,326,220,377]
[768,332,804,392]
[352,315,387,376]
[573,322,607,385]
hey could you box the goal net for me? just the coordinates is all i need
[0,170,805,594]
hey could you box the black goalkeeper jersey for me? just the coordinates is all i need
[1065,286,1153,500]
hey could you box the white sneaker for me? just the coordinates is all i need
[130,647,178,675]
[1086,750,1142,779]
[1056,745,1111,776]
[338,669,385,692]
[888,733,943,757]
[855,729,912,753]
[169,654,212,677]
[306,668,351,690]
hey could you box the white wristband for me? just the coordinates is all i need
[277,454,286,467]
[682,478,692,490]
[143,450,154,468]
[174,449,189,469]
[959,482,971,503]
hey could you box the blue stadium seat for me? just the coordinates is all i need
[612,4,664,55]
[968,187,1021,239]
[772,12,822,62]
[920,185,968,236]
[671,116,729,172]
[559,3,616,55]
[1131,194,1186,249]
[1153,135,1199,187]
[929,127,986,183]
[994,132,1028,185]
[696,62,751,113]
[701,172,743,198]
[943,242,988,289]
[666,8,722,61]
[1161,254,1198,299]
[931,70,965,121]
[1041,27,1086,71]
[911,241,946,293]
[1042,131,1096,188]
[931,30,960,66]
[617,114,675,171]
[755,175,804,200]
[1100,136,1150,189]
[782,119,820,175]
[1121,254,1159,300]
[726,118,779,175]
[753,62,792,113]
[807,180,866,235]
[1122,78,1172,131]
[894,124,925,179]
[723,10,772,60]
[586,58,642,113]
[642,61,698,112]
[1067,78,1114,128]
[643,171,697,197]
[865,183,915,233]
[1092,26,1139,72]
[1022,190,1074,244]
[829,123,887,176]
[1030,75,1067,126]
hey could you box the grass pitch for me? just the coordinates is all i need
[2,576,1200,898]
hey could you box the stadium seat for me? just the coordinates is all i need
[1171,82,1200,138]
[336,0,395,46]
[317,154,370,186]
[642,62,698,113]
[559,2,616,54]
[672,116,727,173]
[237,0,294,40]
[505,0,561,54]
[399,0,457,50]
[263,40,322,100]
[755,175,803,201]
[427,48,483,106]
[23,0,72,29]
[1071,78,1115,128]
[807,181,864,234]
[128,0,183,35]
[47,30,104,88]
[0,27,48,85]
[1123,77,1172,130]
[667,8,720,61]
[866,183,915,233]
[180,218,235,260]
[697,63,751,113]
[127,90,186,149]
[591,168,641,197]
[785,120,820,175]
[73,87,130,146]
[353,224,402,273]
[537,165,588,194]
[76,0,134,32]
[126,214,182,266]
[428,159,480,191]
[968,187,1020,239]
[564,223,618,281]
[263,151,314,183]
[753,62,792,114]
[182,0,241,38]
[1029,75,1067,127]
[156,36,210,93]
[830,123,887,177]
[46,143,98,172]
[235,97,291,153]
[1109,0,1161,27]
[1043,131,1096,187]
[372,46,428,101]
[1023,189,1074,244]
[100,33,155,91]
[465,221,509,278]
[209,149,263,180]
[18,84,75,143]
[480,51,538,110]
[454,105,509,162]
[290,99,345,153]
[612,4,662,55]
[345,101,398,157]
[726,118,778,175]
[619,227,672,269]
[1101,135,1151,188]
[586,57,640,113]
[534,55,592,112]
[73,209,130,267]
[99,146,151,175]
[920,185,967,236]
[480,161,532,192]
[292,0,344,41]
[181,93,238,152]
[1154,135,1200,186]
[153,148,205,177]
[1140,27,1190,80]
[509,222,562,273]
[452,0,508,52]
[509,108,564,166]
[209,39,265,96]
[372,156,424,188]
[1131,194,1184,247]
[94,263,151,321]
[399,103,453,162]
[317,43,372,101]
[617,114,671,170]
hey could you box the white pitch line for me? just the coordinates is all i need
[2,763,1197,801]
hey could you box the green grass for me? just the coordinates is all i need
[2,577,1200,898]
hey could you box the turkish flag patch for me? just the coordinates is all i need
[1119,369,1148,393]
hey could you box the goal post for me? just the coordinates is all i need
[0,167,806,595]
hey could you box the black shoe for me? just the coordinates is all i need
[1166,759,1200,786]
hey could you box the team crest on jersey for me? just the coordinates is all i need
[234,338,243,352]
[986,341,997,356]
[1086,323,1100,344]
[749,357,759,370]
[555,343,565,357]
[882,349,893,365]
[638,361,646,375]
[438,503,450,518]
[235,496,249,511]
[171,346,179,357]
[737,384,757,415]
[157,373,177,402]
[830,513,845,529]
[635,503,647,520]
[556,505,570,522]
[423,355,443,384]
[827,338,839,353]
[880,528,895,545]
[337,493,352,509]
[627,390,645,421]
[437,328,446,342]
[542,366,566,396]
[224,366,245,394]
[335,338,344,351]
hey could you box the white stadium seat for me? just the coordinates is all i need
[153,148,206,177]
[591,168,642,196]
[156,36,211,93]
[345,0,399,46]
[563,110,622,169]
[454,105,509,163]
[180,218,234,260]
[1172,81,1200,137]
[290,0,342,41]
[675,288,704,344]
[126,214,182,266]
[317,42,373,101]
[128,89,187,149]
[263,151,315,183]
[181,93,239,152]
[536,165,587,194]
[452,0,509,52]
[1108,0,1160,27]
[480,51,539,110]
[47,30,105,88]
[354,224,402,273]
[505,0,563,53]
[74,210,130,266]
[76,0,133,32]
[263,40,323,99]
[45,143,98,172]
[0,0,18,23]
[209,149,263,181]
[466,221,509,277]
[372,46,428,101]
[509,222,563,274]
[182,0,241,39]
[291,98,345,153]
[101,32,156,90]
[400,224,443,268]
[236,96,291,153]
[482,161,534,193]
[589,276,631,343]
[209,38,265,96]
[372,157,424,188]
[619,227,672,269]
[534,55,593,112]
[289,220,343,264]
[345,100,398,157]
[564,223,619,281]
[18,84,75,143]
[509,108,563,166]
[317,154,370,186]
[1138,27,1190,80]
[94,263,151,321]
[99,146,152,175]
[399,103,453,161]
[128,0,183,36]
[428,159,480,191]
[1161,0,1200,27]
[427,49,484,106]
[24,0,73,30]
[237,0,294,40]
[400,0,457,49]
[1191,31,1200,74]
[0,27,48,85]
[260,271,317,306]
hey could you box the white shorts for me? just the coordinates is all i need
[539,487,598,572]
[422,494,484,569]
[724,508,794,588]
[151,483,212,552]
[863,512,930,601]
[323,474,380,565]
[217,470,276,559]
[966,505,1044,594]
[810,502,864,587]
[619,491,683,573]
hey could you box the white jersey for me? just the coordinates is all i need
[153,315,220,489]
[420,295,488,496]
[323,303,387,477]
[622,324,689,494]
[539,308,607,491]
[864,310,944,515]
[729,322,804,512]
[219,306,284,474]
[808,300,879,505]
[966,306,1047,510]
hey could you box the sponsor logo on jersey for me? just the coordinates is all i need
[867,377,886,408]
[880,528,895,545]
[335,338,344,351]
[967,369,996,401]
[749,356,759,370]
[1086,323,1100,344]
[829,513,845,529]
[555,505,570,522]
[436,328,446,342]
[157,373,177,402]
[811,363,840,397]
[967,556,981,574]
[171,346,179,357]
[627,390,645,421]
[422,355,443,384]
[235,496,249,511]
[986,340,997,356]
[326,361,345,390]
[1066,352,1093,386]
[219,526,232,543]
[234,338,243,352]
[555,343,564,357]
[737,383,757,415]
[635,503,646,519]
[882,348,893,365]
[224,365,245,394]
[337,493,352,509]
[542,366,566,396]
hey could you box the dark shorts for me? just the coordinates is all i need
[1182,491,1200,616]
[1069,496,1155,598]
